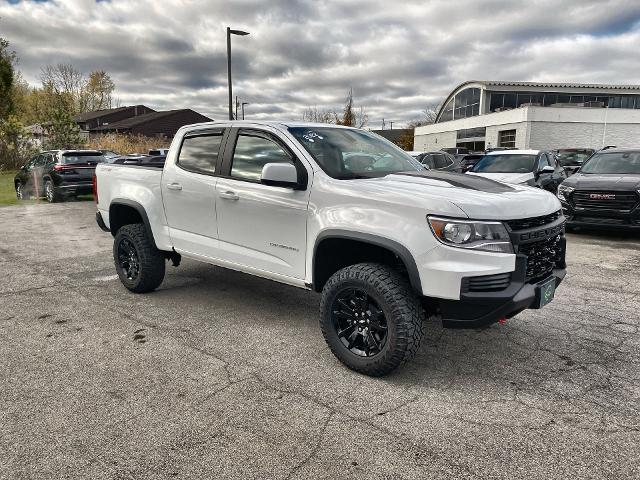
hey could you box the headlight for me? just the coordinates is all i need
[557,185,574,201]
[427,217,513,253]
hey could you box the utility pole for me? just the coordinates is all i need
[241,102,249,120]
[235,95,239,121]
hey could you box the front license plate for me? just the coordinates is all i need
[537,278,556,308]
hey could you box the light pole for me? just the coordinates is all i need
[241,102,249,120]
[227,27,249,120]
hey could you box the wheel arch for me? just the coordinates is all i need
[108,199,157,249]
[312,230,422,294]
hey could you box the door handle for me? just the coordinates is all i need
[166,182,182,191]
[219,190,239,201]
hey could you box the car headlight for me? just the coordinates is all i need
[427,217,513,253]
[557,185,574,201]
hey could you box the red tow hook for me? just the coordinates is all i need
[498,318,508,325]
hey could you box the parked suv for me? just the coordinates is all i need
[95,121,566,376]
[558,148,640,230]
[468,149,566,193]
[14,150,105,202]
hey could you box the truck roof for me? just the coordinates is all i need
[179,120,363,131]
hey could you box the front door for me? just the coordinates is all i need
[215,128,311,279]
[161,128,226,258]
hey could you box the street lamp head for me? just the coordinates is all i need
[229,29,250,36]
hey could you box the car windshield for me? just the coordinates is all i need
[61,152,105,164]
[556,151,593,166]
[580,151,640,174]
[472,154,537,173]
[288,126,426,179]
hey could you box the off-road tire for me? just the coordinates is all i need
[113,224,165,293]
[320,262,425,376]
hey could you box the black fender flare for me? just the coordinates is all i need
[312,230,423,294]
[109,198,158,249]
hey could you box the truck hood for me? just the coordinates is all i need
[563,173,640,190]
[467,171,534,185]
[356,171,560,220]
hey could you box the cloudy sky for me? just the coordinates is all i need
[2,0,640,126]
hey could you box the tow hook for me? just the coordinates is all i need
[498,318,507,325]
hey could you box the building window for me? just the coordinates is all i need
[498,129,516,148]
[456,127,486,140]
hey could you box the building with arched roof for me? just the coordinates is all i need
[414,81,640,153]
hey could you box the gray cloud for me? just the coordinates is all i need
[1,0,640,126]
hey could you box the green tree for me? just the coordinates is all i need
[44,105,82,150]
[0,37,16,119]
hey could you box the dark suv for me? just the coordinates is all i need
[558,148,640,230]
[14,150,106,203]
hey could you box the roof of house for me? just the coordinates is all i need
[92,109,212,131]
[74,105,154,122]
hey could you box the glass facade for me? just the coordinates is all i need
[489,91,640,112]
[437,88,480,123]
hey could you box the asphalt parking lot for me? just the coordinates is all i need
[1,201,639,479]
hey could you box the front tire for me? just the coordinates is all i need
[113,224,166,293]
[319,263,425,376]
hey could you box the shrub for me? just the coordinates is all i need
[86,134,170,156]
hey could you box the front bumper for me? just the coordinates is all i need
[561,200,640,230]
[437,256,566,328]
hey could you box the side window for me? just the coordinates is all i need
[547,153,557,167]
[25,157,38,171]
[434,154,451,169]
[177,133,223,175]
[537,154,549,170]
[231,133,294,181]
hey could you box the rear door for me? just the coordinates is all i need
[214,127,311,279]
[161,128,227,258]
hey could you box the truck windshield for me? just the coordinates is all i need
[288,126,425,179]
[472,154,536,173]
[580,151,640,174]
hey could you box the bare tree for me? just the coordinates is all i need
[302,106,335,124]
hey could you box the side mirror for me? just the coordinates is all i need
[261,163,301,189]
[539,165,555,174]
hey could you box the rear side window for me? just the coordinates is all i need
[177,133,223,175]
[434,154,452,169]
[231,133,293,181]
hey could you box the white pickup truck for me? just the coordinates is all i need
[95,121,566,376]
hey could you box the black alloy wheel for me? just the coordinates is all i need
[117,238,140,281]
[331,288,388,357]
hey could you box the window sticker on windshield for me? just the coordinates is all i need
[302,131,323,143]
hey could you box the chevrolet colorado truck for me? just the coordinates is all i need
[95,121,567,376]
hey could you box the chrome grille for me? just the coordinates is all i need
[572,190,639,212]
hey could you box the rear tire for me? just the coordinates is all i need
[319,263,425,376]
[15,182,24,200]
[44,180,62,203]
[113,224,166,293]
